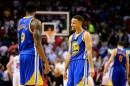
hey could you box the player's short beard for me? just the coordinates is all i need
[71,27,76,32]
[72,29,76,32]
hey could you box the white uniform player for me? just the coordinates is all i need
[102,62,113,86]
[13,55,20,86]
[7,55,20,86]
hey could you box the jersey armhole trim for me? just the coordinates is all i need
[82,31,86,42]
[29,18,33,34]
[69,35,73,53]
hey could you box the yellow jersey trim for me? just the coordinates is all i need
[29,18,33,34]
[26,72,35,85]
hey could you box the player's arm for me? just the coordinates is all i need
[6,56,14,79]
[126,53,129,80]
[84,31,94,77]
[64,35,72,79]
[30,19,50,73]
[104,49,116,73]
[6,56,13,73]
[65,35,72,71]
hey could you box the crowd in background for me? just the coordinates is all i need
[0,0,130,86]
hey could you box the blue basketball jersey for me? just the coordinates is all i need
[67,30,89,86]
[18,16,35,55]
[112,48,127,86]
[113,48,126,68]
[18,16,44,85]
[70,30,85,61]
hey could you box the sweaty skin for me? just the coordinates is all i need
[30,19,50,74]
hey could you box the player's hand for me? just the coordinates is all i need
[8,72,13,80]
[89,69,95,78]
[90,71,95,78]
[103,63,108,74]
[126,80,129,86]
[103,68,108,75]
[44,62,50,74]
[63,71,67,80]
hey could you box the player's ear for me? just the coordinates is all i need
[78,21,82,25]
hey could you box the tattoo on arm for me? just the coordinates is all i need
[33,28,41,40]
[31,19,42,41]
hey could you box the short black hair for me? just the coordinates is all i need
[117,41,124,46]
[25,1,37,13]
[72,15,84,23]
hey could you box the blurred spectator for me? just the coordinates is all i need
[0,63,12,86]
[0,63,4,80]
[91,32,99,48]
[121,29,129,48]
[108,29,119,48]
[87,20,95,34]
[0,43,8,67]
[47,49,57,64]
[98,43,108,59]
[99,23,109,43]
[8,42,17,56]
[53,57,64,86]
[0,43,8,57]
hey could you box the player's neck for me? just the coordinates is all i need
[75,27,83,34]
[117,45,124,50]
[26,12,35,17]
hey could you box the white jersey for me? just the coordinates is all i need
[12,55,20,86]
[102,62,113,85]
[13,55,20,73]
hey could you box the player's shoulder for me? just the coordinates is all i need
[30,18,41,29]
[83,30,91,41]
[112,48,117,56]
[125,50,129,57]
[84,30,91,36]
[31,18,41,25]
[29,18,41,33]
[68,35,73,42]
[113,48,117,52]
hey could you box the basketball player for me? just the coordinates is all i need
[64,15,95,86]
[17,2,50,86]
[7,55,20,86]
[104,41,129,86]
[102,62,113,86]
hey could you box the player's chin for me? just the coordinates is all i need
[71,28,76,32]
[71,27,75,30]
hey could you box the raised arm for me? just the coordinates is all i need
[84,31,94,77]
[30,19,49,73]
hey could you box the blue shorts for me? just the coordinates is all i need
[20,54,44,85]
[112,66,126,86]
[67,59,89,86]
